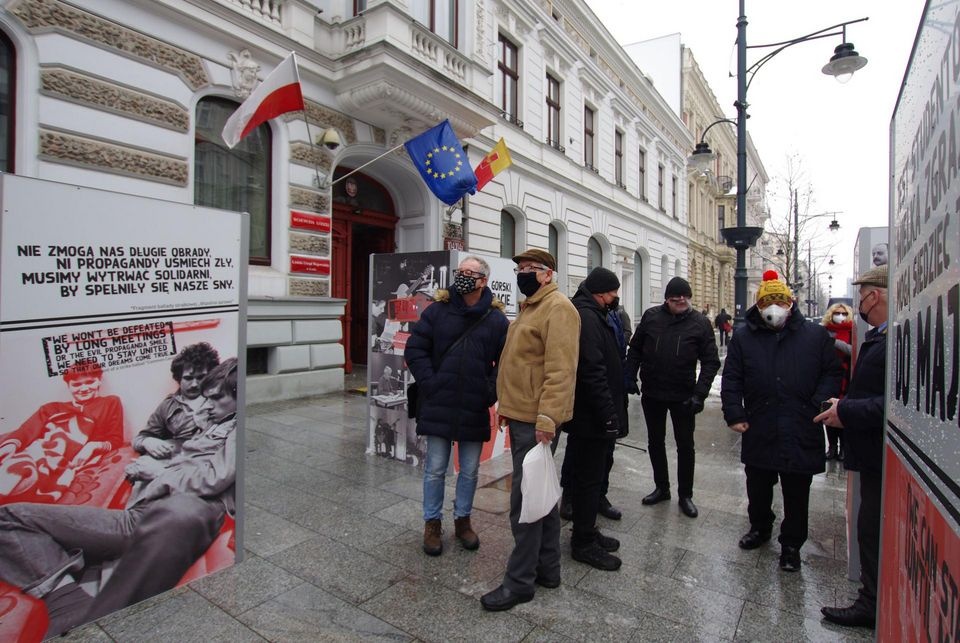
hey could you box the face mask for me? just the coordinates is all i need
[858,293,875,323]
[453,272,479,295]
[760,304,789,329]
[832,313,848,325]
[607,296,620,311]
[517,271,541,297]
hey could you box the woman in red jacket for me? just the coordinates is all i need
[821,303,855,460]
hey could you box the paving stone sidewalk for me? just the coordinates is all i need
[67,377,873,642]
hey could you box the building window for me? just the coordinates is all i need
[657,164,665,210]
[587,236,603,272]
[615,130,624,187]
[717,204,726,241]
[412,0,459,46]
[634,251,644,318]
[584,106,595,171]
[548,222,559,259]
[500,209,516,259]
[672,175,678,218]
[498,34,519,124]
[354,0,366,15]
[546,73,561,150]
[195,96,272,265]
[638,148,646,200]
[0,30,15,173]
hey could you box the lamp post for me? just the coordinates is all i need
[689,2,868,325]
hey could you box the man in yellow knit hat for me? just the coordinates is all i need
[720,271,841,572]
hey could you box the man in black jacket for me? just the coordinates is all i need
[626,277,720,518]
[561,267,626,571]
[722,271,841,572]
[816,266,888,628]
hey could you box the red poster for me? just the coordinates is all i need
[290,255,330,276]
[878,446,960,642]
[290,210,331,233]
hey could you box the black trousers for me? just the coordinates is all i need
[565,434,611,548]
[857,471,881,609]
[825,426,844,452]
[744,465,813,548]
[641,396,696,498]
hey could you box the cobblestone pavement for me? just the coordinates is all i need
[68,372,873,642]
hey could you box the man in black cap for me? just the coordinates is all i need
[559,267,626,570]
[626,276,720,518]
[816,266,888,629]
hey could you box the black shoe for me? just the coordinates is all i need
[594,529,620,552]
[821,603,876,628]
[779,546,801,572]
[534,574,561,589]
[738,528,771,550]
[641,488,671,505]
[572,542,622,571]
[559,492,573,521]
[598,496,622,520]
[825,447,837,460]
[678,497,699,518]
[480,585,534,611]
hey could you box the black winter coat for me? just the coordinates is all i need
[562,286,627,438]
[836,325,887,475]
[721,304,843,475]
[626,304,720,401]
[404,287,509,442]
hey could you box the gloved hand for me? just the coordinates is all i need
[683,395,705,415]
[603,416,621,438]
[626,379,640,395]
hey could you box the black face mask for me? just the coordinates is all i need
[517,272,541,297]
[858,291,875,323]
[453,272,479,295]
[607,296,620,311]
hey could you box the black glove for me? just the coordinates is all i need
[683,395,705,415]
[626,379,640,395]
[603,416,621,438]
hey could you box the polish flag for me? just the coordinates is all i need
[222,52,304,148]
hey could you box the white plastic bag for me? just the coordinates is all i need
[519,442,562,523]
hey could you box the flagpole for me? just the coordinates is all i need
[290,52,327,192]
[328,144,405,187]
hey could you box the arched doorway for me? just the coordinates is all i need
[331,168,397,372]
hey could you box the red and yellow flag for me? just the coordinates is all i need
[474,138,513,191]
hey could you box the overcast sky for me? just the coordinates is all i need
[584,0,923,296]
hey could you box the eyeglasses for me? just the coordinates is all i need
[513,264,548,274]
[666,296,689,302]
[453,269,486,279]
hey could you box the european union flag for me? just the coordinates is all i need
[404,120,477,206]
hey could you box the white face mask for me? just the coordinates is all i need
[832,313,848,324]
[760,304,789,329]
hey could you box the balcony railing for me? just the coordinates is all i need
[584,163,599,174]
[500,112,524,129]
[545,138,566,153]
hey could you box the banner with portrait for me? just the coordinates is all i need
[0,175,247,639]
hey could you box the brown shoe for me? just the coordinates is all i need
[454,516,480,550]
[423,519,443,556]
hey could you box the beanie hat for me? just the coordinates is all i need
[756,270,794,307]
[664,276,692,299]
[584,267,620,293]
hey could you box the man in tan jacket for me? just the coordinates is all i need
[481,248,580,611]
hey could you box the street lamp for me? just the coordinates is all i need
[718,1,868,325]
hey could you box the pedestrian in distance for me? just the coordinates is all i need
[481,249,579,612]
[721,271,841,572]
[816,267,889,629]
[714,308,732,348]
[559,267,626,571]
[626,276,720,519]
[404,255,509,556]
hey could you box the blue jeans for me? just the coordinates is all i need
[422,436,482,521]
